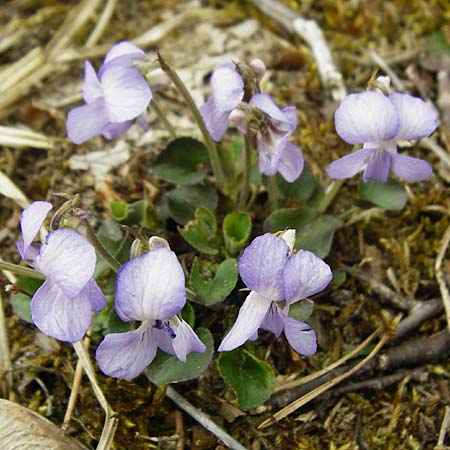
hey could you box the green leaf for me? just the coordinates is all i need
[178,207,219,255]
[263,207,318,234]
[188,258,238,305]
[110,200,128,222]
[217,349,276,410]
[359,179,408,211]
[289,300,314,322]
[107,307,132,333]
[145,328,213,384]
[218,137,244,196]
[296,215,342,258]
[331,270,346,289]
[181,301,195,328]
[153,137,210,185]
[167,185,218,225]
[10,293,32,323]
[16,276,43,295]
[276,162,317,202]
[223,211,252,256]
[110,200,161,230]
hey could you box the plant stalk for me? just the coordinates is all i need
[238,135,252,210]
[0,261,46,280]
[318,179,344,213]
[267,175,278,211]
[152,97,177,139]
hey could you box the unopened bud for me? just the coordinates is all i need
[249,59,266,80]
[279,228,296,252]
[149,236,170,250]
[145,68,171,92]
[229,108,247,132]
[130,239,146,258]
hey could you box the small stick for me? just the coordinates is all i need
[367,50,405,91]
[0,292,12,398]
[435,223,450,333]
[437,405,450,446]
[62,335,90,433]
[165,386,249,450]
[85,0,117,48]
[174,410,184,450]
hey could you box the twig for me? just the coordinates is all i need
[259,330,392,428]
[165,386,249,450]
[437,405,450,446]
[367,50,405,92]
[0,292,12,398]
[62,335,90,433]
[435,223,450,333]
[72,341,118,450]
[174,410,184,450]
[85,0,117,48]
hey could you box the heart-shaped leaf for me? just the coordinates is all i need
[359,179,408,211]
[223,211,252,256]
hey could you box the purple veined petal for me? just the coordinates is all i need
[81,279,106,312]
[335,91,400,145]
[257,141,277,176]
[251,93,289,124]
[390,153,433,182]
[210,63,244,112]
[260,303,284,337]
[34,229,96,298]
[135,113,149,132]
[248,331,259,341]
[283,250,333,304]
[363,149,392,182]
[16,242,39,261]
[200,96,233,142]
[218,291,272,351]
[101,120,133,139]
[31,279,93,343]
[170,319,206,362]
[67,98,110,144]
[276,142,304,182]
[83,61,102,103]
[115,248,186,322]
[103,41,145,65]
[280,105,298,129]
[389,92,438,141]
[238,233,290,300]
[101,64,152,122]
[18,201,52,260]
[282,316,317,355]
[95,328,158,380]
[326,147,374,179]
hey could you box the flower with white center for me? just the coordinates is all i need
[96,244,206,380]
[67,41,152,144]
[327,85,438,182]
[17,201,106,342]
[218,230,332,355]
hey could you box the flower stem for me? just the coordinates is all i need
[318,179,344,213]
[152,96,177,140]
[157,52,225,190]
[238,136,252,210]
[267,175,278,211]
[80,218,121,273]
[0,261,45,280]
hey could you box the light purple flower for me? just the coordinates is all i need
[218,230,332,355]
[96,246,206,380]
[67,41,152,144]
[17,202,106,342]
[327,89,438,182]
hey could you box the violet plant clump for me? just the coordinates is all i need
[67,41,152,144]
[219,229,332,355]
[327,76,438,183]
[95,238,206,380]
[17,201,106,342]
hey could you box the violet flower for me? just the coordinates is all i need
[67,41,152,144]
[96,243,206,380]
[327,87,438,182]
[218,230,332,355]
[17,201,106,342]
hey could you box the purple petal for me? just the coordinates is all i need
[170,319,206,362]
[19,201,52,259]
[282,316,317,355]
[326,147,374,179]
[16,242,39,261]
[83,61,102,103]
[101,64,152,122]
[115,248,186,322]
[257,144,277,176]
[335,91,400,144]
[101,120,133,139]
[67,98,110,144]
[260,303,284,337]
[251,93,289,124]
[82,279,106,312]
[363,150,392,182]
[96,328,158,380]
[389,93,438,140]
[238,233,290,300]
[200,97,232,141]
[276,142,304,182]
[391,154,433,182]
[218,291,272,351]
[31,279,93,342]
[210,63,244,112]
[103,41,145,65]
[283,250,333,304]
[34,229,96,298]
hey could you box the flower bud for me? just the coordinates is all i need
[249,59,266,80]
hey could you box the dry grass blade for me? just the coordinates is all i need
[0,126,53,149]
[0,169,29,208]
[437,405,450,446]
[435,223,450,333]
[85,0,117,48]
[259,330,393,428]
[0,292,12,398]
